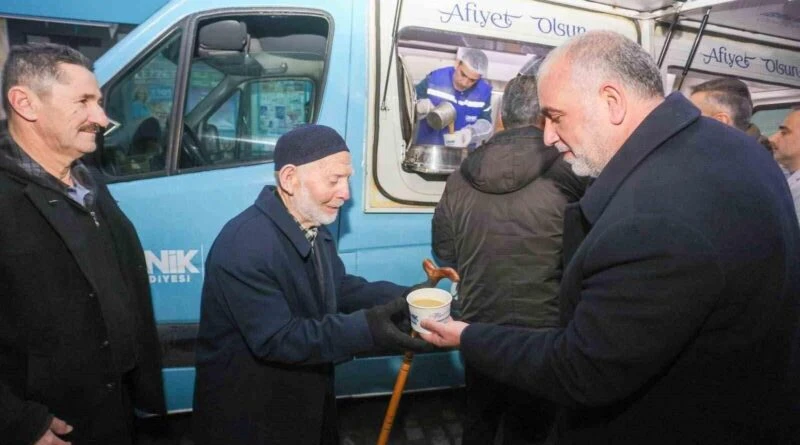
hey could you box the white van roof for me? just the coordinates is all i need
[575,0,798,42]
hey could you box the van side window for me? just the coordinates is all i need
[753,106,796,137]
[101,32,181,177]
[178,15,328,170]
[199,92,241,163]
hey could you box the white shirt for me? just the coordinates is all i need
[787,170,800,226]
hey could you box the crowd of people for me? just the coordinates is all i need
[1,29,798,445]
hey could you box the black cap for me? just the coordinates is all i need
[274,124,349,170]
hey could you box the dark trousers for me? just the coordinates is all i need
[463,365,555,445]
[321,377,340,445]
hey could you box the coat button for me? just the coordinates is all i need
[100,340,110,349]
[106,382,115,391]
[88,292,96,299]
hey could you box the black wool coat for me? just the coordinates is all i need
[0,131,165,445]
[460,93,800,444]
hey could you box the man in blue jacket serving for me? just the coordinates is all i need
[414,48,493,148]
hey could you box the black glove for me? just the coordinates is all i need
[365,297,432,352]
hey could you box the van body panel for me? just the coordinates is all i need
[656,26,800,90]
[0,0,165,24]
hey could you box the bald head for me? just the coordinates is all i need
[536,31,665,178]
[537,30,664,103]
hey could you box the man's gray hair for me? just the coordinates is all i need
[2,43,93,114]
[691,77,753,131]
[459,48,489,78]
[539,31,664,100]
[501,75,540,129]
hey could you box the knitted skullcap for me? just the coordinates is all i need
[274,124,349,170]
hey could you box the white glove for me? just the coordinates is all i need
[443,128,473,147]
[469,119,493,147]
[415,99,434,118]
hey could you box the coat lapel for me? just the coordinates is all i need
[579,93,700,225]
[562,93,700,276]
[315,230,337,314]
[562,202,591,267]
[255,186,338,316]
[24,184,102,296]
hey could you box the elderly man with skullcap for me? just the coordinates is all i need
[192,124,430,445]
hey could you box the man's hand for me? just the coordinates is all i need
[419,317,468,348]
[365,297,432,352]
[34,416,73,445]
[415,98,434,118]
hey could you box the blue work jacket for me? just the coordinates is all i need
[414,66,492,146]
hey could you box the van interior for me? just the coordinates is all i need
[102,14,329,177]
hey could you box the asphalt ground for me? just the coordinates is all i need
[136,388,467,445]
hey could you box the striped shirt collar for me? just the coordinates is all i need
[295,217,318,246]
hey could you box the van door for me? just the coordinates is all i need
[96,4,342,412]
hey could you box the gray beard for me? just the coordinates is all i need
[568,156,602,178]
[296,183,339,226]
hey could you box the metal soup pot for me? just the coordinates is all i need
[402,144,467,175]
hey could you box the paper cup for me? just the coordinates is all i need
[442,133,459,147]
[406,288,452,334]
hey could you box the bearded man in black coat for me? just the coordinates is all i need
[422,31,800,444]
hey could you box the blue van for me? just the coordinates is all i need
[3,0,798,415]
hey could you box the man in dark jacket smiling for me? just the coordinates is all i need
[422,31,800,444]
[193,124,429,445]
[432,74,586,444]
[0,43,165,445]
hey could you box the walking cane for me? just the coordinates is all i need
[376,259,460,445]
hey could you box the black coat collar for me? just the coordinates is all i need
[254,185,332,258]
[579,93,700,224]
